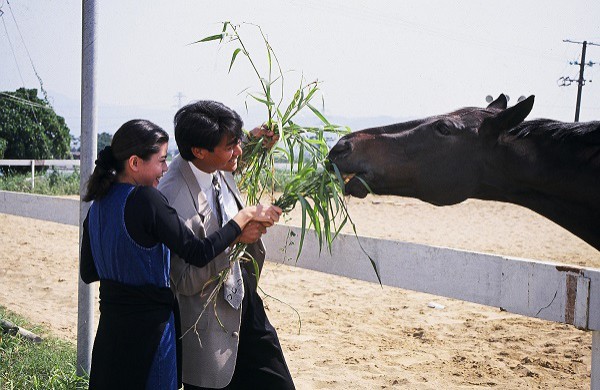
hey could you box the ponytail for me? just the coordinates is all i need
[83,146,121,202]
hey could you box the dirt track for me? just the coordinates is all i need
[1,194,598,389]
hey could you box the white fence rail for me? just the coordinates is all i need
[264,226,598,331]
[0,159,80,190]
[1,191,599,388]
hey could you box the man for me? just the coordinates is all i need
[158,100,295,389]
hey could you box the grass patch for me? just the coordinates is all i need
[0,170,80,196]
[0,306,88,390]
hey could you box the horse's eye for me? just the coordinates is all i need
[435,121,451,136]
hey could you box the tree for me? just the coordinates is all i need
[0,88,71,160]
[0,138,6,159]
[97,132,112,154]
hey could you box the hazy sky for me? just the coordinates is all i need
[1,0,599,137]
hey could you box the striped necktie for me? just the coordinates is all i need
[211,174,224,227]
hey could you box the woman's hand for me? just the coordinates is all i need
[232,204,282,229]
[250,204,282,226]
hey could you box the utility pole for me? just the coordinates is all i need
[78,0,97,376]
[559,39,598,122]
[174,91,185,108]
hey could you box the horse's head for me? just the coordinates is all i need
[328,94,535,205]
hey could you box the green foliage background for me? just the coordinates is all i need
[97,132,112,154]
[0,88,71,160]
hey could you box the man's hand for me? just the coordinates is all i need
[249,124,279,150]
[236,221,268,244]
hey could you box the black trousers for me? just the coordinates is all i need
[184,271,295,390]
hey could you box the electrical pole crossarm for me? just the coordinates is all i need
[562,39,598,122]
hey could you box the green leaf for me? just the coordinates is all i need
[191,34,224,44]
[297,195,309,259]
[229,48,242,73]
[307,103,331,126]
[249,94,275,107]
[356,176,374,194]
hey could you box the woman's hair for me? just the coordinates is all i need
[174,100,243,161]
[83,119,169,201]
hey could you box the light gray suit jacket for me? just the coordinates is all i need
[158,155,266,388]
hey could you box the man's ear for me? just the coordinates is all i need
[191,147,205,160]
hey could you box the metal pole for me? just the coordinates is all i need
[77,0,97,377]
[574,41,587,122]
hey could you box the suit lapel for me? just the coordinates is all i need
[176,157,211,218]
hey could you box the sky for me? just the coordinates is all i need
[1,0,599,139]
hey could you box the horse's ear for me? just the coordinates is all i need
[487,94,508,110]
[480,95,535,139]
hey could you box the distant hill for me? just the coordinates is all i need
[49,90,413,154]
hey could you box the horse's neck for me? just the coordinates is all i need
[478,136,600,251]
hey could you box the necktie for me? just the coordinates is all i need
[212,173,244,310]
[211,174,224,227]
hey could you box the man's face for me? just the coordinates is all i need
[198,135,242,173]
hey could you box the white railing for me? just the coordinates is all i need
[1,191,599,389]
[0,159,80,190]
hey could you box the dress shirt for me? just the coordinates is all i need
[188,162,238,223]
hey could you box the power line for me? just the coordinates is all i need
[1,13,24,87]
[6,0,50,103]
[0,10,38,122]
[0,91,54,110]
[558,39,598,122]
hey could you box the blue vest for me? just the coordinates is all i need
[88,183,177,390]
[88,183,170,287]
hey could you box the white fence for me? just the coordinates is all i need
[0,159,80,190]
[1,190,599,388]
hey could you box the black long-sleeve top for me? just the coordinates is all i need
[81,185,241,283]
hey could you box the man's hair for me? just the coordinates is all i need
[174,100,243,161]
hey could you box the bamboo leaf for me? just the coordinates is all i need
[191,34,224,44]
[356,176,374,194]
[249,94,275,107]
[229,48,242,73]
[307,103,331,126]
[296,195,309,259]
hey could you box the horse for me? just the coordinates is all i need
[327,94,600,251]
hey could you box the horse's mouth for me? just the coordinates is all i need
[325,160,370,198]
[340,172,370,198]
[342,173,356,184]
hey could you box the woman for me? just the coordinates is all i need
[80,119,281,389]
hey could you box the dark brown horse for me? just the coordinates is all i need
[328,95,600,251]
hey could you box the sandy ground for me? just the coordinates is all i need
[1,194,599,389]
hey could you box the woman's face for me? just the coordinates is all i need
[136,142,169,187]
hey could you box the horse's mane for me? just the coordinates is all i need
[509,119,600,145]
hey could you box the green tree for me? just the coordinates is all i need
[97,132,112,154]
[0,88,71,160]
[0,137,6,158]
